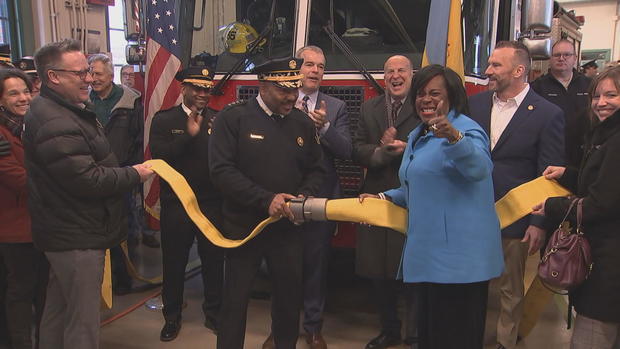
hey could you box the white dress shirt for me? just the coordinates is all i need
[298,89,330,135]
[490,84,530,150]
[181,103,203,118]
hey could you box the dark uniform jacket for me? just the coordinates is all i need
[531,70,591,167]
[209,98,325,239]
[352,95,419,279]
[23,86,140,252]
[149,104,220,207]
[545,110,620,323]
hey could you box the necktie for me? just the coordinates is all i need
[302,95,310,114]
[391,100,402,126]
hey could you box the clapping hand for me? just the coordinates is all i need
[308,100,328,129]
[187,107,203,137]
[426,101,460,142]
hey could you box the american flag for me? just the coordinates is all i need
[143,0,183,222]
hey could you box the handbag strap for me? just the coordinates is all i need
[576,198,584,234]
[558,197,579,228]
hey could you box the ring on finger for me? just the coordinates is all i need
[430,124,438,131]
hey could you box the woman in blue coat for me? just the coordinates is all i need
[361,65,504,349]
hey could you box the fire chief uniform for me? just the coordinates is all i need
[209,63,325,348]
[149,102,224,329]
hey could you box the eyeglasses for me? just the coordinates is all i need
[51,68,92,80]
[552,53,575,59]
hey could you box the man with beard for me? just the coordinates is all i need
[468,41,565,349]
[352,55,419,349]
[149,64,224,341]
[209,57,325,349]
[531,39,592,167]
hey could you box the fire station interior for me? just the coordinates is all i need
[1,0,617,348]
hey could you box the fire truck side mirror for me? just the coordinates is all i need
[126,35,146,65]
[523,38,552,60]
[522,0,553,34]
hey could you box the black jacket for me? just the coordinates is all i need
[209,98,325,239]
[545,110,620,322]
[531,70,591,167]
[149,104,220,206]
[101,85,144,166]
[23,86,140,252]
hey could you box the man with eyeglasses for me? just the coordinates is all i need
[23,39,154,349]
[531,39,592,167]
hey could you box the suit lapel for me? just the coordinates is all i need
[478,94,492,136]
[374,97,389,131]
[394,98,413,129]
[492,90,537,153]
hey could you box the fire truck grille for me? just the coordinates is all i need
[236,85,364,197]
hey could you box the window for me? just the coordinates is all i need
[214,0,296,73]
[0,0,10,46]
[107,1,128,83]
[307,0,431,71]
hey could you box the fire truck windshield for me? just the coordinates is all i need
[308,0,430,71]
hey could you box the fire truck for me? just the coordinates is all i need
[123,0,580,245]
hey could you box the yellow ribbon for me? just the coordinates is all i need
[101,250,112,309]
[102,159,570,328]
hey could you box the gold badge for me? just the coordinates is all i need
[289,60,297,69]
[297,136,304,147]
[527,105,534,111]
[19,61,27,69]
[202,69,209,76]
[207,128,212,135]
[250,133,264,140]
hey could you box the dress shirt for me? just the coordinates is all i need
[256,94,283,119]
[490,84,529,150]
[181,103,204,118]
[298,89,330,135]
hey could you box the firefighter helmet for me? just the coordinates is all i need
[220,22,265,54]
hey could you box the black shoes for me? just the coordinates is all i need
[204,316,217,334]
[160,318,181,342]
[365,332,402,349]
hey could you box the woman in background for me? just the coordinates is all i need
[0,68,47,349]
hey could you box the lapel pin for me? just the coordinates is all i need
[297,136,304,147]
[528,105,534,111]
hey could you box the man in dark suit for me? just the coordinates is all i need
[149,64,224,342]
[468,41,565,349]
[295,45,351,349]
[209,57,325,349]
[352,55,419,349]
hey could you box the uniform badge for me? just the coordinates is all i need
[171,129,185,134]
[289,60,297,69]
[207,128,212,135]
[250,133,264,140]
[19,61,27,69]
[202,69,209,76]
[527,105,534,111]
[297,136,304,147]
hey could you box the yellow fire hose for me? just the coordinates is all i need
[103,159,570,337]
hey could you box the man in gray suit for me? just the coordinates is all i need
[352,55,419,349]
[297,45,352,349]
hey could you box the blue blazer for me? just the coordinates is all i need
[384,111,504,283]
[315,92,352,198]
[468,89,565,238]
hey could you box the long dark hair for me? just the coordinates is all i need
[409,64,470,117]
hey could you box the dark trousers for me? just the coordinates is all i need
[217,225,303,349]
[302,220,335,334]
[416,281,489,349]
[372,279,417,338]
[0,243,48,349]
[160,201,225,322]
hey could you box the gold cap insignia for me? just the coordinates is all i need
[528,105,534,111]
[289,60,297,69]
[297,136,304,147]
[19,62,27,69]
[202,69,209,76]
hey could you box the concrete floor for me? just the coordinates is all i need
[98,234,573,349]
